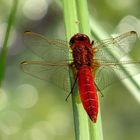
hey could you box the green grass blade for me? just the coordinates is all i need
[76,1,103,140]
[0,0,19,86]
[76,0,90,34]
[62,0,103,140]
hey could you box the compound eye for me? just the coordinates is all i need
[91,40,94,45]
[69,38,75,45]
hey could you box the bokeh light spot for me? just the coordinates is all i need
[23,121,55,140]
[0,111,22,135]
[106,0,136,11]
[22,0,48,21]
[0,89,8,111]
[47,105,71,135]
[16,84,38,109]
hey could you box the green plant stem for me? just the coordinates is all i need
[0,0,19,86]
[62,0,103,140]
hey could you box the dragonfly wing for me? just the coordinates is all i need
[20,61,71,93]
[114,16,140,37]
[23,31,70,63]
[94,60,140,91]
[94,31,138,61]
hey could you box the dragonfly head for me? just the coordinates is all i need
[69,33,90,46]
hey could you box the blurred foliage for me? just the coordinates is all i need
[0,0,139,140]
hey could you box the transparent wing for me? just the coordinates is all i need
[23,31,70,63]
[114,15,140,37]
[94,60,140,91]
[20,61,71,93]
[94,31,138,62]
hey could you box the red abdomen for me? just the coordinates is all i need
[78,66,98,122]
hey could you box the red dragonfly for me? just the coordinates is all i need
[21,31,140,123]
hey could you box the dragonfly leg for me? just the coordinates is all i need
[94,82,104,97]
[98,91,104,97]
[65,73,78,101]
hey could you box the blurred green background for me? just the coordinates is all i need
[0,0,140,140]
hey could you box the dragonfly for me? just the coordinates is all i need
[21,31,140,123]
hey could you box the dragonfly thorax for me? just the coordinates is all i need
[71,42,94,69]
